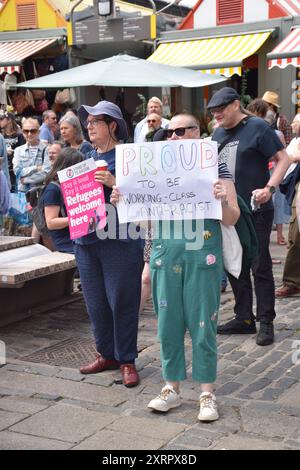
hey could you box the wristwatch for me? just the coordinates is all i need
[266,184,276,194]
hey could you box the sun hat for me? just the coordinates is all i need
[262,91,280,108]
[78,100,128,140]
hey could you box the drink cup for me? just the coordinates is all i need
[95,160,108,171]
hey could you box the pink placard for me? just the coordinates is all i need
[58,158,107,240]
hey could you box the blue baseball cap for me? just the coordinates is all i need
[78,100,128,141]
[207,87,240,110]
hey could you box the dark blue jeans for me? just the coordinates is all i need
[228,209,275,323]
[74,239,144,364]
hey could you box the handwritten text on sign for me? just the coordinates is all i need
[58,158,106,240]
[116,139,221,223]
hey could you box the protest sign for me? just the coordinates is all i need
[116,139,221,223]
[58,158,106,240]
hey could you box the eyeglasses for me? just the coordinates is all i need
[23,128,39,134]
[165,126,198,138]
[86,118,107,128]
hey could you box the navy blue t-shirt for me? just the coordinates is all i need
[212,116,284,211]
[43,182,74,253]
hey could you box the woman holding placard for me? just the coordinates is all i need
[76,101,144,388]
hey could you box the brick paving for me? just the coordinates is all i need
[0,230,300,450]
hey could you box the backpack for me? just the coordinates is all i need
[25,181,65,236]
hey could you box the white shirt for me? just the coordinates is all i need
[134,117,169,143]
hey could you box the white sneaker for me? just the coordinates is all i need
[148,385,182,412]
[198,392,219,421]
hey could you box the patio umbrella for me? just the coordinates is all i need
[16,54,226,89]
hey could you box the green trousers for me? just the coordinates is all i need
[150,220,222,383]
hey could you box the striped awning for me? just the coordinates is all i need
[267,27,300,69]
[148,31,273,77]
[0,38,58,75]
[273,0,300,17]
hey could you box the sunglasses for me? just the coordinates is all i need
[165,126,197,138]
[23,128,38,134]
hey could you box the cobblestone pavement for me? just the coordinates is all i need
[0,231,299,450]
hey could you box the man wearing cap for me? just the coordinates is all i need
[208,87,290,346]
[262,91,292,145]
[76,100,143,387]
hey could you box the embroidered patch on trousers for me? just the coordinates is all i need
[206,254,216,265]
[203,230,213,240]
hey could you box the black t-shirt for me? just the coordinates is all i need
[43,182,73,253]
[212,116,284,211]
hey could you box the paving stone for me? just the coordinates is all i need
[171,433,212,449]
[213,433,285,450]
[289,365,300,379]
[218,343,237,354]
[107,416,187,441]
[0,396,51,414]
[240,408,300,439]
[0,387,33,398]
[276,339,296,352]
[24,365,61,377]
[236,357,254,368]
[10,403,117,443]
[32,393,62,401]
[275,330,295,342]
[216,382,242,396]
[280,405,300,418]
[266,367,287,381]
[222,365,244,376]
[0,410,29,431]
[248,401,282,413]
[258,388,282,401]
[72,429,164,450]
[215,374,235,385]
[83,375,115,387]
[249,347,272,359]
[234,373,257,386]
[284,440,300,450]
[278,383,300,406]
[224,351,246,361]
[0,431,72,450]
[275,377,298,390]
[55,369,85,382]
[0,369,129,406]
[3,364,28,372]
[240,378,272,395]
[247,351,284,375]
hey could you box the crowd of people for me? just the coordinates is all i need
[0,87,300,423]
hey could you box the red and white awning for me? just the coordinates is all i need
[268,27,300,69]
[0,38,57,75]
[272,0,300,17]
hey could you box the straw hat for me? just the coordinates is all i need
[262,91,280,108]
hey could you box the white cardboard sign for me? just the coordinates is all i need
[116,139,222,223]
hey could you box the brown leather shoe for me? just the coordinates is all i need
[275,284,300,298]
[79,355,120,374]
[120,364,140,387]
